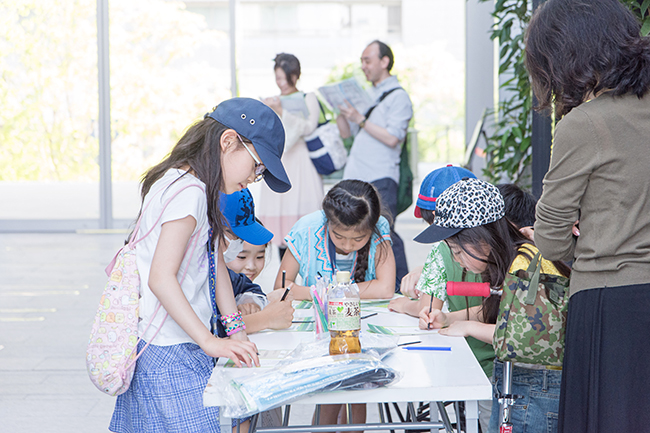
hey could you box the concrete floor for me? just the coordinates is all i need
[0,203,435,432]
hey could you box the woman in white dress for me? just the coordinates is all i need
[259,53,323,258]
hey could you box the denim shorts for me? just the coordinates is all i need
[488,360,562,433]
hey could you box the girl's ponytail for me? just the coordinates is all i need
[323,180,384,282]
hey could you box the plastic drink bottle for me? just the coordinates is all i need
[327,271,361,355]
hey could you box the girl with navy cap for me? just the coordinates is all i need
[109,98,291,433]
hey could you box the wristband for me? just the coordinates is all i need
[220,311,243,326]
[225,322,246,336]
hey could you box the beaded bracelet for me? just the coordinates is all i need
[220,311,243,326]
[225,322,246,336]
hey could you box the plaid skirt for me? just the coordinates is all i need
[109,340,221,433]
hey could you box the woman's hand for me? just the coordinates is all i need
[572,219,580,236]
[263,96,283,115]
[418,307,448,330]
[202,336,259,368]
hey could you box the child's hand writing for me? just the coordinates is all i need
[267,285,293,303]
[262,298,295,329]
[418,307,448,330]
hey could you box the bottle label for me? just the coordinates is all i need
[327,298,360,331]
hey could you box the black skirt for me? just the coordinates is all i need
[559,283,650,433]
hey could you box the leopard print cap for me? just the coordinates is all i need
[433,178,505,229]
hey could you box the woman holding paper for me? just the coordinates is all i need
[258,53,323,259]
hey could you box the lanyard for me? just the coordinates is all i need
[208,228,218,335]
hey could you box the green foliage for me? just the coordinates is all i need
[479,0,650,187]
[621,0,650,35]
[478,0,532,186]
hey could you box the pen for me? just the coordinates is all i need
[397,340,421,347]
[427,294,434,330]
[361,312,378,320]
[280,270,291,301]
[403,346,451,352]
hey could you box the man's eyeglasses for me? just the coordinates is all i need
[237,134,265,183]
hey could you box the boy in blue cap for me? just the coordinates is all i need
[216,188,295,337]
[392,164,477,307]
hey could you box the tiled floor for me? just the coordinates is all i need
[0,209,433,432]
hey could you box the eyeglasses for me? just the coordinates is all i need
[237,134,265,183]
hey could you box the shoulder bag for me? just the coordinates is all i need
[493,252,570,366]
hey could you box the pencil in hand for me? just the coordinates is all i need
[280,270,291,301]
[427,294,434,330]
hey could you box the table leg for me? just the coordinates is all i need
[464,400,479,433]
[283,405,291,426]
[220,412,232,433]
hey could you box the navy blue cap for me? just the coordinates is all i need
[208,98,291,193]
[220,189,273,245]
[414,165,476,217]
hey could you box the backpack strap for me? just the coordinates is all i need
[363,87,403,119]
[105,183,205,276]
[125,226,202,371]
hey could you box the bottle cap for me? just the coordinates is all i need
[336,271,351,283]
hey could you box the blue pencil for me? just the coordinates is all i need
[402,346,451,352]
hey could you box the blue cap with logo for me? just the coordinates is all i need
[207,97,291,193]
[220,188,273,245]
[414,165,477,218]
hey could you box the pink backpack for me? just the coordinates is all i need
[86,183,204,396]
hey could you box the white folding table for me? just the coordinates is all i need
[204,303,492,432]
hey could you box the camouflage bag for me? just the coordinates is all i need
[493,252,569,366]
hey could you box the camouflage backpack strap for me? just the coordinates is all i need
[524,252,542,305]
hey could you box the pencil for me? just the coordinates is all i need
[403,346,451,352]
[280,270,291,301]
[427,294,434,330]
[397,340,421,347]
[361,312,378,320]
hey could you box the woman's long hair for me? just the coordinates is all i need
[136,117,236,248]
[449,218,571,324]
[525,0,650,117]
[322,180,388,283]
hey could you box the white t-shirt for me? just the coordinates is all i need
[135,169,212,346]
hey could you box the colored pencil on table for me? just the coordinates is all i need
[403,346,451,352]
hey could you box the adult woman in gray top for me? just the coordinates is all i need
[526,1,650,432]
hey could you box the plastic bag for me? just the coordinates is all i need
[284,332,398,361]
[210,351,400,418]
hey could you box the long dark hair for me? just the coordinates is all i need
[449,218,570,324]
[138,117,240,248]
[525,0,650,118]
[322,180,387,283]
